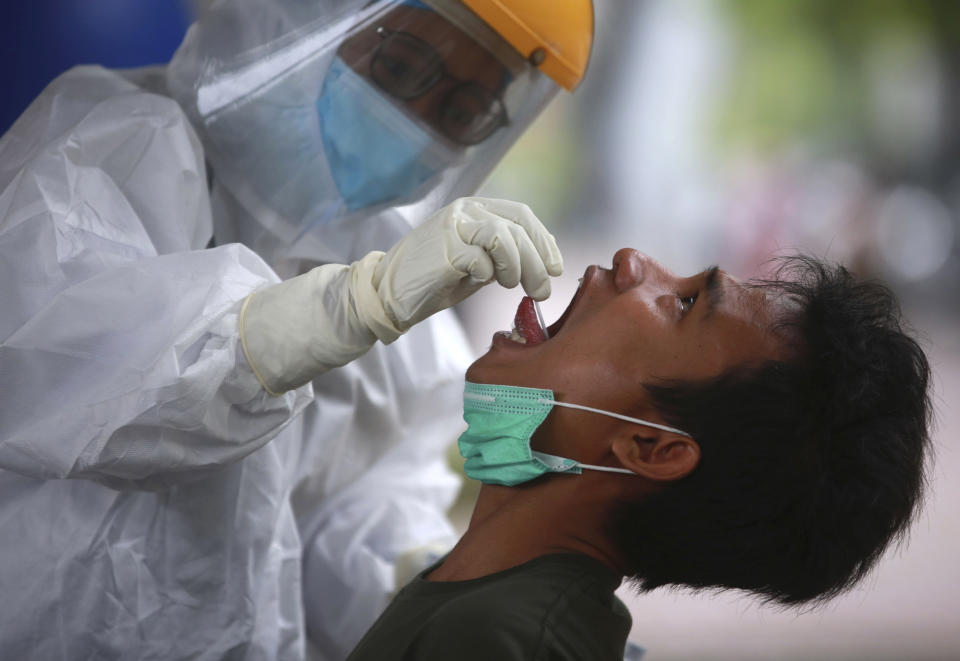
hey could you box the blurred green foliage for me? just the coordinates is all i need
[715,0,960,154]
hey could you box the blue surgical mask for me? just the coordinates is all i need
[458,381,691,487]
[316,56,459,210]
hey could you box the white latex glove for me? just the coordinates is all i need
[240,197,562,395]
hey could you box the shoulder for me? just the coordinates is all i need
[406,555,631,661]
[406,598,539,661]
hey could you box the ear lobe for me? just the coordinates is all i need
[611,430,700,482]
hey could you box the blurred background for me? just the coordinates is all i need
[3,0,958,659]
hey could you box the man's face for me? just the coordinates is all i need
[467,248,790,423]
[337,5,508,143]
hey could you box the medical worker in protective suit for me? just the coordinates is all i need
[0,0,593,659]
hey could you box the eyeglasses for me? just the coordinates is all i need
[369,27,508,145]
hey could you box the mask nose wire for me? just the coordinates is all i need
[538,398,691,437]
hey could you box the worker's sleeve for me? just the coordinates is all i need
[0,65,311,487]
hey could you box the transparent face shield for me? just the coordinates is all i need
[167,0,560,264]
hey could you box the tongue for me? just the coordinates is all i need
[514,296,548,346]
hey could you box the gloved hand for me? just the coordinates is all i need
[374,197,562,331]
[240,197,562,395]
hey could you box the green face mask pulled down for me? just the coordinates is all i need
[458,381,691,487]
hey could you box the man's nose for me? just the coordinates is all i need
[612,248,646,291]
[612,248,677,292]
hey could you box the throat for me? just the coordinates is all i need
[426,485,628,582]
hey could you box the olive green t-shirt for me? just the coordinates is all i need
[346,553,632,661]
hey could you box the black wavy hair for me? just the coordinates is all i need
[613,255,932,605]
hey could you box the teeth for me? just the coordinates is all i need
[578,277,584,284]
[508,327,527,344]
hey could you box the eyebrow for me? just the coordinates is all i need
[701,265,723,317]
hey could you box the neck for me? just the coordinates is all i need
[427,479,630,582]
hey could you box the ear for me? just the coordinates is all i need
[610,429,700,482]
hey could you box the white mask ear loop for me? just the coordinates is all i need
[536,398,692,477]
[574,462,636,475]
[538,399,692,437]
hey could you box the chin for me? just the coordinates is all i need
[464,355,496,384]
[466,353,552,390]
[465,352,514,385]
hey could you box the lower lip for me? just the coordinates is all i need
[491,331,535,351]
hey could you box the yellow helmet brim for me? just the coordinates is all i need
[461,0,594,91]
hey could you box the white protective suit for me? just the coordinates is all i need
[0,0,561,659]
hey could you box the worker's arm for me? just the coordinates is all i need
[0,66,309,487]
[240,197,563,395]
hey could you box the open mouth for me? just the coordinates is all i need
[500,273,589,347]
